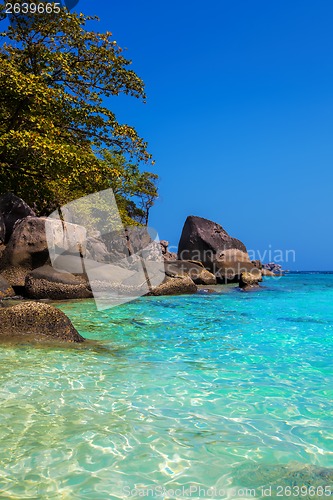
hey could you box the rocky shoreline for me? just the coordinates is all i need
[0,193,282,343]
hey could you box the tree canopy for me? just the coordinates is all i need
[0,1,157,223]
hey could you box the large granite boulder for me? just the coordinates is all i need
[0,193,36,243]
[0,302,84,343]
[147,275,197,296]
[0,216,86,286]
[178,216,249,263]
[25,265,93,300]
[164,260,216,285]
[0,274,15,299]
[178,215,252,283]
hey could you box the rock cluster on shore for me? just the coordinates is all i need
[0,194,269,301]
[0,193,280,341]
[178,216,259,284]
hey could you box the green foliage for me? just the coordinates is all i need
[0,1,157,220]
[102,150,158,225]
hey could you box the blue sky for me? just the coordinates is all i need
[74,2,332,269]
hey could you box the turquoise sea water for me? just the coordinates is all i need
[0,274,333,499]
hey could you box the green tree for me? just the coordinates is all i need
[0,1,157,220]
[102,150,158,226]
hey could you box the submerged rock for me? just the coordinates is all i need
[0,302,84,343]
[234,462,333,491]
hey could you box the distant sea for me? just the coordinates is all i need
[0,273,333,499]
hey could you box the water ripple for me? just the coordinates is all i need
[0,274,333,497]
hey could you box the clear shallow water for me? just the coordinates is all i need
[0,274,333,499]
